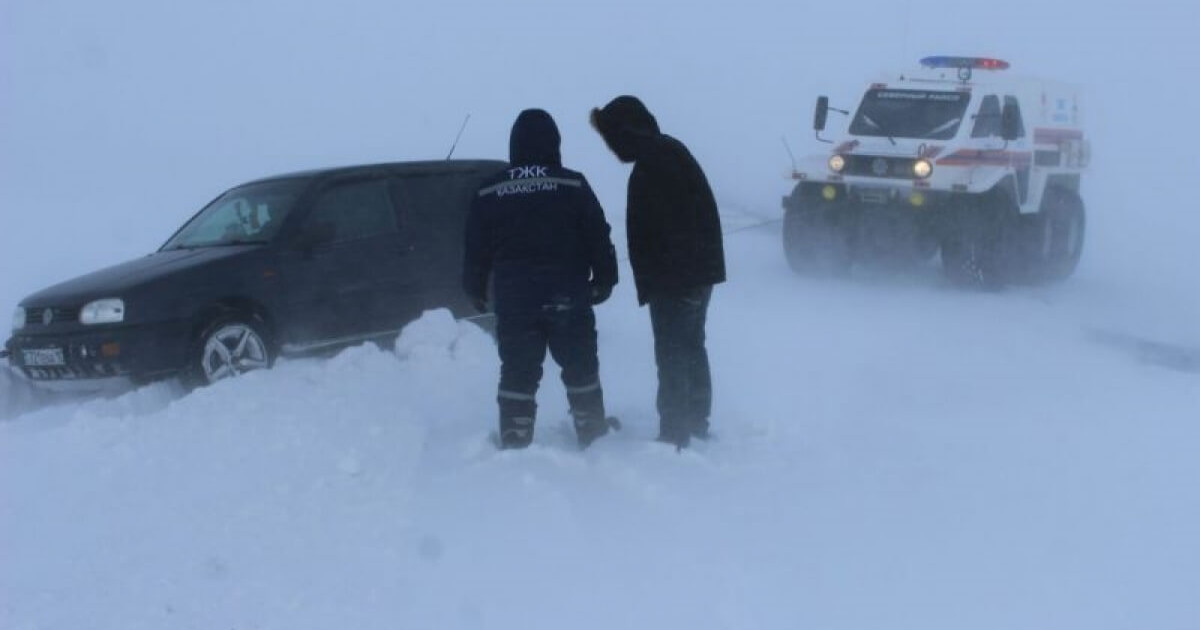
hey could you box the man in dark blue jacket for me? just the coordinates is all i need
[464,109,618,449]
[590,96,726,449]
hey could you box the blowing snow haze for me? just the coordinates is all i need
[1,0,1197,301]
[2,1,1198,629]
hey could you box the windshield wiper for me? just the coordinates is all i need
[926,117,961,137]
[864,114,902,145]
[215,238,269,247]
[862,115,897,146]
[167,238,268,251]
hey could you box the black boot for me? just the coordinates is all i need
[499,416,534,449]
[498,395,536,449]
[656,420,691,450]
[568,384,609,449]
[575,416,610,449]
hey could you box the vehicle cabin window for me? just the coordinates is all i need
[163,179,303,250]
[306,178,398,243]
[971,95,1002,138]
[1003,95,1026,138]
[188,199,275,244]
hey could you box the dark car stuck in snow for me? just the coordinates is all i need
[4,159,505,389]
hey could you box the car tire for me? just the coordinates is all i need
[940,186,1017,289]
[1029,186,1086,283]
[183,313,274,388]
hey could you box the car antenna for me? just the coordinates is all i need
[445,114,471,160]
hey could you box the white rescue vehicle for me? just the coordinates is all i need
[784,56,1089,285]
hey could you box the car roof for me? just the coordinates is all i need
[240,159,507,186]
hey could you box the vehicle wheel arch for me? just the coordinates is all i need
[180,299,276,389]
[189,297,276,349]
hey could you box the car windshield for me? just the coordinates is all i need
[848,89,970,140]
[162,179,307,250]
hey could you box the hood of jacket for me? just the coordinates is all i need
[590,95,660,163]
[509,108,562,167]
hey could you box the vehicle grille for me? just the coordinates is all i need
[843,155,918,180]
[25,307,80,327]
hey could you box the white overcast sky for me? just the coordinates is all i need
[1,0,1196,304]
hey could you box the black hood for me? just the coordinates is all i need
[590,95,660,163]
[509,108,562,167]
[19,245,262,307]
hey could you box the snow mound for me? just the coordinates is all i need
[394,308,495,366]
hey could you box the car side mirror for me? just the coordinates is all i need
[814,96,829,132]
[1001,102,1021,141]
[297,221,336,250]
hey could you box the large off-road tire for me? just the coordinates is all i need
[182,312,274,388]
[783,197,852,275]
[940,185,1018,288]
[1028,186,1086,283]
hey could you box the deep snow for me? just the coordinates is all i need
[3,226,1198,630]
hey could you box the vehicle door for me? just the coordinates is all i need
[278,175,415,348]
[1002,95,1033,207]
[389,170,486,320]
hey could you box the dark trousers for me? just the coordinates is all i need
[495,306,605,446]
[647,285,713,440]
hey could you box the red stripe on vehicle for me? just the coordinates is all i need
[937,150,1032,167]
[834,140,860,154]
[919,145,944,159]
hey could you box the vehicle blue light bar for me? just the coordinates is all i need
[920,56,1010,71]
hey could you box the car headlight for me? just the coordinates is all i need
[11,306,24,331]
[828,154,846,173]
[80,299,125,325]
[913,159,933,179]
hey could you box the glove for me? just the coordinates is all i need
[589,283,614,305]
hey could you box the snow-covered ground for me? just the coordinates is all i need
[3,224,1197,630]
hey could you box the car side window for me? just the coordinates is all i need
[306,178,398,243]
[1003,95,1026,139]
[971,95,1002,138]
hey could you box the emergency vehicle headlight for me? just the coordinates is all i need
[828,155,846,173]
[913,159,933,179]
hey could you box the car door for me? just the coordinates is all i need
[390,170,486,320]
[278,175,416,349]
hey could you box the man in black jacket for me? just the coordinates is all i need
[590,95,726,448]
[464,108,619,449]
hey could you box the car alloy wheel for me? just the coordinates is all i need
[201,323,269,383]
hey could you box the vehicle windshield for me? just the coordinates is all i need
[162,179,306,250]
[848,89,970,141]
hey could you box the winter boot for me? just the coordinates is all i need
[567,382,609,449]
[656,419,691,450]
[498,394,537,449]
[499,416,534,449]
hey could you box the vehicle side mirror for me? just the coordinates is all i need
[1001,102,1021,141]
[814,96,830,131]
[297,221,336,250]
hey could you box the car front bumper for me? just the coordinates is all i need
[4,319,191,384]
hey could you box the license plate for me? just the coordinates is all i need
[23,348,65,367]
